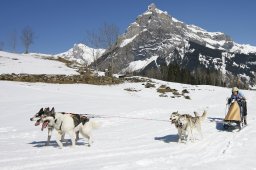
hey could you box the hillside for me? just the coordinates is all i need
[0,51,78,75]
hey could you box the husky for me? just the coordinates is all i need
[30,107,57,146]
[42,107,99,148]
[30,107,79,146]
[170,111,195,143]
[177,111,207,143]
[170,111,204,143]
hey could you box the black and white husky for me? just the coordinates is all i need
[30,107,57,146]
[41,107,99,148]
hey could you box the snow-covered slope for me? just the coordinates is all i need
[0,51,78,75]
[55,43,105,65]
[0,79,256,170]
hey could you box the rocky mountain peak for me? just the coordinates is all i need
[148,3,156,12]
[97,4,256,87]
[56,43,105,65]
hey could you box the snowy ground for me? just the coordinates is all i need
[0,51,78,75]
[0,79,256,170]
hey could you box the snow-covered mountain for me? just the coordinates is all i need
[97,3,256,86]
[55,43,105,65]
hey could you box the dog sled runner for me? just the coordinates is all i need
[223,101,244,131]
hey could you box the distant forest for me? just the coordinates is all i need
[140,63,249,89]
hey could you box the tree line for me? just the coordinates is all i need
[143,63,249,89]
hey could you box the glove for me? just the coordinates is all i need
[227,98,231,105]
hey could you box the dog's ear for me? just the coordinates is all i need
[39,108,43,112]
[51,107,55,113]
[44,107,50,112]
[48,107,55,116]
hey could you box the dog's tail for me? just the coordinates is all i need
[199,110,207,121]
[89,120,101,129]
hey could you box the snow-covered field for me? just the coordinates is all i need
[0,51,78,75]
[0,79,256,170]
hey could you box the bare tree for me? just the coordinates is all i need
[86,30,101,72]
[100,22,119,48]
[100,23,119,74]
[10,30,17,52]
[86,23,119,74]
[21,26,34,54]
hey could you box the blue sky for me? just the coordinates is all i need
[0,0,255,54]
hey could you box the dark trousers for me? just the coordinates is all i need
[238,100,247,116]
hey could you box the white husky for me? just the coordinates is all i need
[42,108,99,148]
[170,111,206,143]
[177,111,207,143]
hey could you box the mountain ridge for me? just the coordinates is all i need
[97,3,256,87]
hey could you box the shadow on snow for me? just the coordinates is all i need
[28,139,89,148]
[154,134,178,143]
[208,117,226,131]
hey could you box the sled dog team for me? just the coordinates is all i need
[30,107,99,148]
[31,107,207,148]
[30,87,248,148]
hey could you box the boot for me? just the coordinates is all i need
[244,116,247,126]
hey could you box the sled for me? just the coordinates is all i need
[223,101,243,131]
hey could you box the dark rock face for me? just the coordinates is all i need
[184,42,256,83]
[97,4,256,86]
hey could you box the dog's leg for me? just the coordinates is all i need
[177,129,181,143]
[88,136,93,147]
[185,127,191,144]
[80,132,92,147]
[80,125,93,147]
[188,120,195,143]
[61,133,65,142]
[67,130,76,147]
[79,123,94,147]
[46,127,53,146]
[190,128,195,142]
[55,132,63,148]
[87,132,93,147]
[75,131,79,142]
[198,126,203,140]
[182,130,188,144]
[187,127,193,143]
[74,124,81,142]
